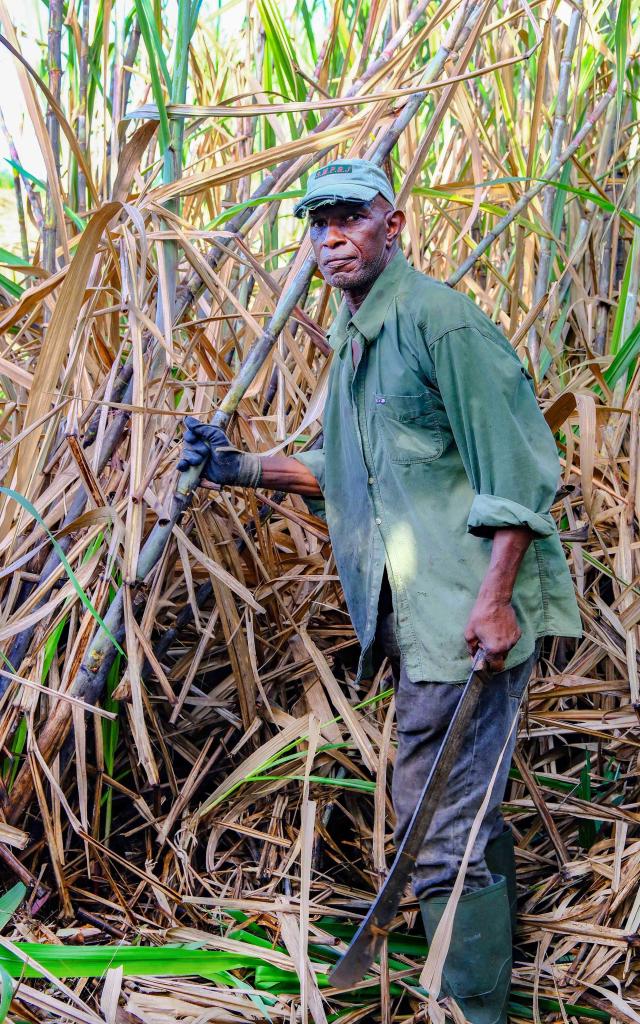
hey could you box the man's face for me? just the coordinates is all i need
[308,195,402,292]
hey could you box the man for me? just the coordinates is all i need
[178,159,581,1023]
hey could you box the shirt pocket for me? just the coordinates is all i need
[374,391,444,464]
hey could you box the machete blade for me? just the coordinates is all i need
[329,651,488,989]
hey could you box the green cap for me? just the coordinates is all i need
[294,158,395,218]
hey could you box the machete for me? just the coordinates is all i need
[329,648,489,988]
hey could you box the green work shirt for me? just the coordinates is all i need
[294,251,581,682]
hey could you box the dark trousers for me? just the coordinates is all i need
[376,604,536,899]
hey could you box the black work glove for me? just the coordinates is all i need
[177,416,262,488]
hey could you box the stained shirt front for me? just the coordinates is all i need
[294,251,581,682]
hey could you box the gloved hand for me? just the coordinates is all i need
[177,416,262,488]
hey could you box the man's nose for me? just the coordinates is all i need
[324,223,345,248]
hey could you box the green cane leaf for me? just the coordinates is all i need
[0,966,14,1023]
[615,0,630,118]
[603,317,640,389]
[134,0,171,153]
[0,884,27,932]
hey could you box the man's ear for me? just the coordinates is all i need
[386,208,406,246]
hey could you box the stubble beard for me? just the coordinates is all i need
[326,249,389,294]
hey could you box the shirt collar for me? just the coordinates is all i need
[326,301,351,351]
[326,250,410,350]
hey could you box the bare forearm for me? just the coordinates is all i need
[259,454,323,497]
[466,526,534,671]
[478,526,534,605]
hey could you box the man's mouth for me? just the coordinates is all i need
[324,256,357,271]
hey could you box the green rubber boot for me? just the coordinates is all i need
[485,828,517,933]
[420,876,512,1024]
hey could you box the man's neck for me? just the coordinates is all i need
[343,288,368,316]
[342,247,397,315]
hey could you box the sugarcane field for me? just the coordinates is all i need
[0,0,639,1021]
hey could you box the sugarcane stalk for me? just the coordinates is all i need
[1,390,135,690]
[5,141,29,262]
[594,226,614,356]
[122,19,142,121]
[602,167,640,451]
[377,0,486,180]
[5,0,481,824]
[555,98,617,311]
[0,108,43,234]
[156,0,193,348]
[176,0,451,315]
[77,0,90,214]
[1,306,150,683]
[42,0,63,276]
[620,173,640,340]
[147,484,288,671]
[448,68,624,287]
[4,12,182,644]
[527,4,582,370]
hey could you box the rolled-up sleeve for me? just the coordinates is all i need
[291,447,326,492]
[429,325,561,539]
[291,447,326,520]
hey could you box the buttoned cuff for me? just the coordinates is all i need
[467,494,556,538]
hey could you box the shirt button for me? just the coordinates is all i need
[375,517,382,526]
[368,477,374,485]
